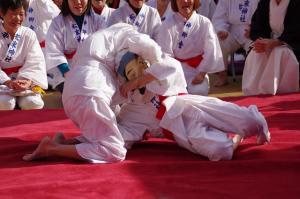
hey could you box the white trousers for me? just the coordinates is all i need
[63,95,127,163]
[0,93,44,110]
[118,94,269,161]
[242,46,299,96]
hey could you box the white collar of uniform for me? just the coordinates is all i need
[0,22,23,40]
[124,1,147,16]
[173,11,196,24]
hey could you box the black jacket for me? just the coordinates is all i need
[250,0,300,62]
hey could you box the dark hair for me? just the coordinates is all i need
[0,0,29,15]
[61,0,92,16]
[170,0,200,13]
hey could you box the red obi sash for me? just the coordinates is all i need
[156,93,187,140]
[39,40,45,48]
[64,50,77,60]
[175,54,203,68]
[2,66,22,75]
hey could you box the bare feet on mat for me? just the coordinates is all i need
[23,136,54,161]
[214,71,228,87]
[232,135,243,151]
[257,131,271,145]
[253,107,271,145]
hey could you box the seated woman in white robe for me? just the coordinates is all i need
[107,0,161,40]
[242,0,300,96]
[0,0,47,110]
[146,0,173,22]
[115,51,270,161]
[22,23,164,163]
[92,0,115,23]
[156,0,224,96]
[212,0,259,86]
[23,0,60,54]
[45,0,105,92]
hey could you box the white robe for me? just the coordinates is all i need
[117,55,270,161]
[242,0,299,95]
[107,2,162,40]
[146,0,173,22]
[23,0,60,46]
[62,23,163,163]
[0,25,47,88]
[196,0,216,19]
[156,12,224,95]
[0,25,47,110]
[45,12,105,88]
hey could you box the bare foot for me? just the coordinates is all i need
[52,132,66,144]
[249,105,271,145]
[23,136,54,161]
[232,135,243,151]
[257,130,271,145]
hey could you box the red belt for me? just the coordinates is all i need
[64,50,77,60]
[156,93,187,140]
[2,66,22,75]
[175,54,203,68]
[40,40,45,48]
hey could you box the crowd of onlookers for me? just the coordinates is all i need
[0,0,299,110]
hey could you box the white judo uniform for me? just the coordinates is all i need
[0,25,47,110]
[146,0,173,22]
[196,0,216,19]
[46,12,105,88]
[62,23,163,163]
[156,11,224,96]
[242,0,299,95]
[117,53,270,161]
[23,0,60,53]
[107,1,161,40]
[212,0,259,64]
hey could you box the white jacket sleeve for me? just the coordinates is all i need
[146,55,188,96]
[45,16,68,71]
[127,33,162,64]
[212,0,230,33]
[198,19,225,73]
[156,21,175,57]
[37,0,60,19]
[0,70,10,84]
[18,30,48,89]
[106,23,163,65]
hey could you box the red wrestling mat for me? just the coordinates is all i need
[0,93,300,199]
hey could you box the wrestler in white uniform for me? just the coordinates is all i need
[116,51,270,161]
[62,23,163,163]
